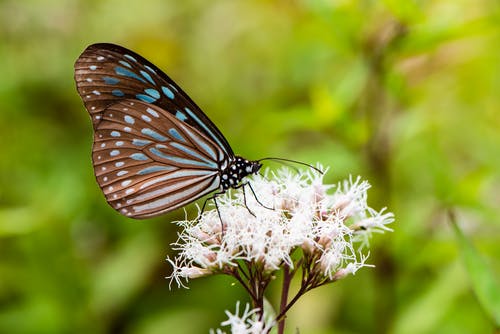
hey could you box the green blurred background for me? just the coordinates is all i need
[1,0,499,333]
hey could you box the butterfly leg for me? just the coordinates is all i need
[212,195,226,235]
[248,182,274,210]
[236,182,274,213]
[240,183,256,217]
[199,196,211,217]
[199,191,226,234]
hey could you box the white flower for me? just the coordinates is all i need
[210,302,275,334]
[167,166,394,287]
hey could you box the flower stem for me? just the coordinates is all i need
[275,272,312,324]
[278,264,293,334]
[231,269,257,301]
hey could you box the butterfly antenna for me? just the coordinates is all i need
[258,157,323,174]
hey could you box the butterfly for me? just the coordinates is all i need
[74,43,264,219]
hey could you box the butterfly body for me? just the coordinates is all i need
[220,157,262,191]
[75,43,261,218]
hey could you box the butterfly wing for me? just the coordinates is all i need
[74,43,233,156]
[94,99,225,218]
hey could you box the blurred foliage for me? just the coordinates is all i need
[0,0,499,333]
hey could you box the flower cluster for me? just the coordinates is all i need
[166,166,394,333]
[167,167,393,289]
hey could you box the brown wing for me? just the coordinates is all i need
[92,99,226,218]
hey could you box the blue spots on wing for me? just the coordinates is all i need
[137,89,160,103]
[145,88,160,99]
[149,147,168,159]
[111,131,121,137]
[103,77,120,84]
[144,65,156,74]
[112,89,125,97]
[136,94,156,103]
[110,150,120,157]
[141,128,167,141]
[161,86,174,99]
[130,153,149,161]
[115,66,146,83]
[168,128,186,142]
[137,166,175,175]
[124,115,135,124]
[140,70,155,85]
[146,108,159,118]
[119,60,132,68]
[149,147,216,168]
[90,65,97,70]
[184,107,228,155]
[132,139,152,146]
[170,142,217,167]
[183,127,217,161]
[124,54,137,62]
[175,110,187,121]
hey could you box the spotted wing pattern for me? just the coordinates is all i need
[74,43,233,156]
[93,99,226,218]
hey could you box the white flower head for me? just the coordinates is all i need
[210,302,275,334]
[167,166,394,287]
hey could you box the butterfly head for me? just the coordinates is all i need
[220,156,262,191]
